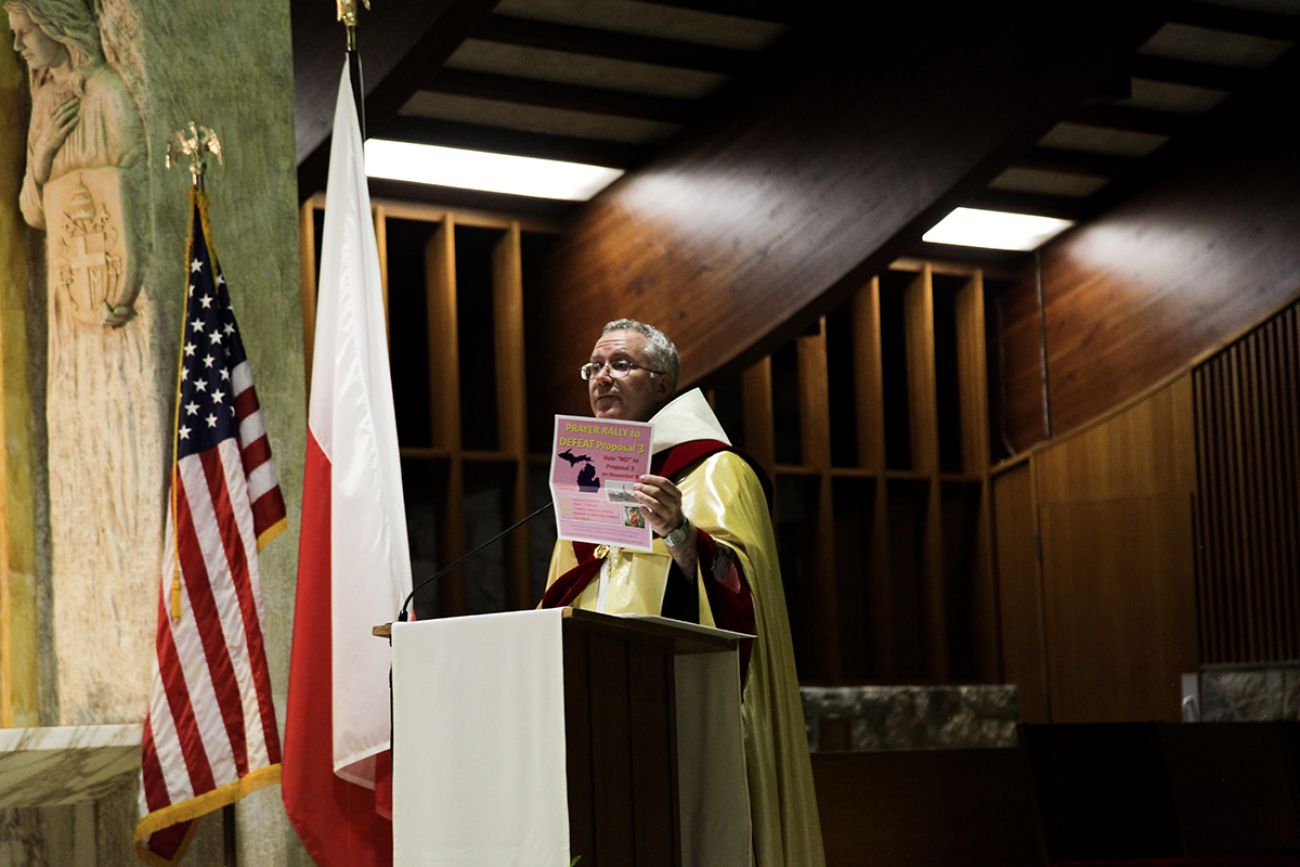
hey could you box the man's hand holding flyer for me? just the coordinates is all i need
[549,414,654,550]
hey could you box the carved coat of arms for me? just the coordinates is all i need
[54,173,130,327]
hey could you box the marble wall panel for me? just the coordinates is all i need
[801,685,1020,752]
[1200,664,1300,722]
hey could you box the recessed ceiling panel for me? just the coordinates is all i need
[446,39,728,99]
[493,0,787,50]
[1141,23,1294,68]
[1121,78,1230,114]
[401,92,682,144]
[989,168,1110,198]
[1192,0,1300,15]
[1040,123,1170,157]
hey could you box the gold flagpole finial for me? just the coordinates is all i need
[166,122,224,192]
[337,0,371,51]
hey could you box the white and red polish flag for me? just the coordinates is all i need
[135,188,288,865]
[282,56,413,867]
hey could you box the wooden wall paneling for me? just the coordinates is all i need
[997,54,1300,450]
[530,6,1168,417]
[992,460,1049,722]
[1192,301,1300,663]
[853,277,886,473]
[882,479,932,680]
[797,318,840,682]
[1245,336,1273,657]
[811,750,1042,867]
[1225,347,1253,660]
[1227,344,1262,659]
[1222,349,1248,661]
[852,277,894,677]
[426,218,466,614]
[903,267,947,678]
[492,223,531,609]
[1039,493,1196,721]
[830,474,874,681]
[299,199,318,394]
[1191,366,1220,662]
[904,266,939,474]
[1280,308,1300,657]
[1035,375,1197,505]
[956,273,990,472]
[956,271,999,679]
[1258,325,1286,657]
[1262,315,1298,660]
[742,357,776,480]
[1034,377,1198,720]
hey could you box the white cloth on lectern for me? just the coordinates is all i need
[391,610,569,866]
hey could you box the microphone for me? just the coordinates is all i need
[396,501,554,622]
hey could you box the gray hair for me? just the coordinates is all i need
[603,318,679,390]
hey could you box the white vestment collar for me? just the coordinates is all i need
[648,388,732,455]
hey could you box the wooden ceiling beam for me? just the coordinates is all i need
[426,69,696,122]
[1166,0,1300,40]
[293,0,500,197]
[530,4,1170,411]
[644,0,808,24]
[475,14,755,74]
[1015,146,1138,178]
[1130,55,1255,91]
[1013,146,1138,179]
[969,190,1095,221]
[1065,103,1191,136]
[378,116,649,167]
[366,178,577,222]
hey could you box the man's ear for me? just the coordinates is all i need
[653,374,674,406]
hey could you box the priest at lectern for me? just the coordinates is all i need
[542,319,827,867]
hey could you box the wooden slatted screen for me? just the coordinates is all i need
[1193,299,1300,663]
[301,199,999,683]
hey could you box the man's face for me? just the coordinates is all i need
[587,329,672,421]
[8,11,67,70]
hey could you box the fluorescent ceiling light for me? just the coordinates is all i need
[365,139,624,201]
[922,207,1074,251]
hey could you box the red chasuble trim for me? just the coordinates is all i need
[540,541,603,609]
[541,439,768,676]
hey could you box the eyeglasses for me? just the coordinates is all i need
[579,359,664,381]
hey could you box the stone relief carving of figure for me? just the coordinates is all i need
[6,0,144,326]
[5,0,161,724]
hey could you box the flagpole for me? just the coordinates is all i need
[339,0,368,142]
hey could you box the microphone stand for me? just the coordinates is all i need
[388,500,554,798]
[396,501,554,621]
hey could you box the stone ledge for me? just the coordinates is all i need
[0,724,142,808]
[1199,662,1300,722]
[802,685,1019,752]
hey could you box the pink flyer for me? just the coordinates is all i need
[549,414,654,551]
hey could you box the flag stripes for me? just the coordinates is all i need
[135,191,285,865]
[283,56,412,866]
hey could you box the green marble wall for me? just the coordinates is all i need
[0,2,38,731]
[137,2,308,861]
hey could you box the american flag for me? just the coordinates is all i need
[135,189,287,864]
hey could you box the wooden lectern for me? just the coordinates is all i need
[388,608,752,867]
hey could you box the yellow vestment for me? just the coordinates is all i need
[546,390,826,866]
